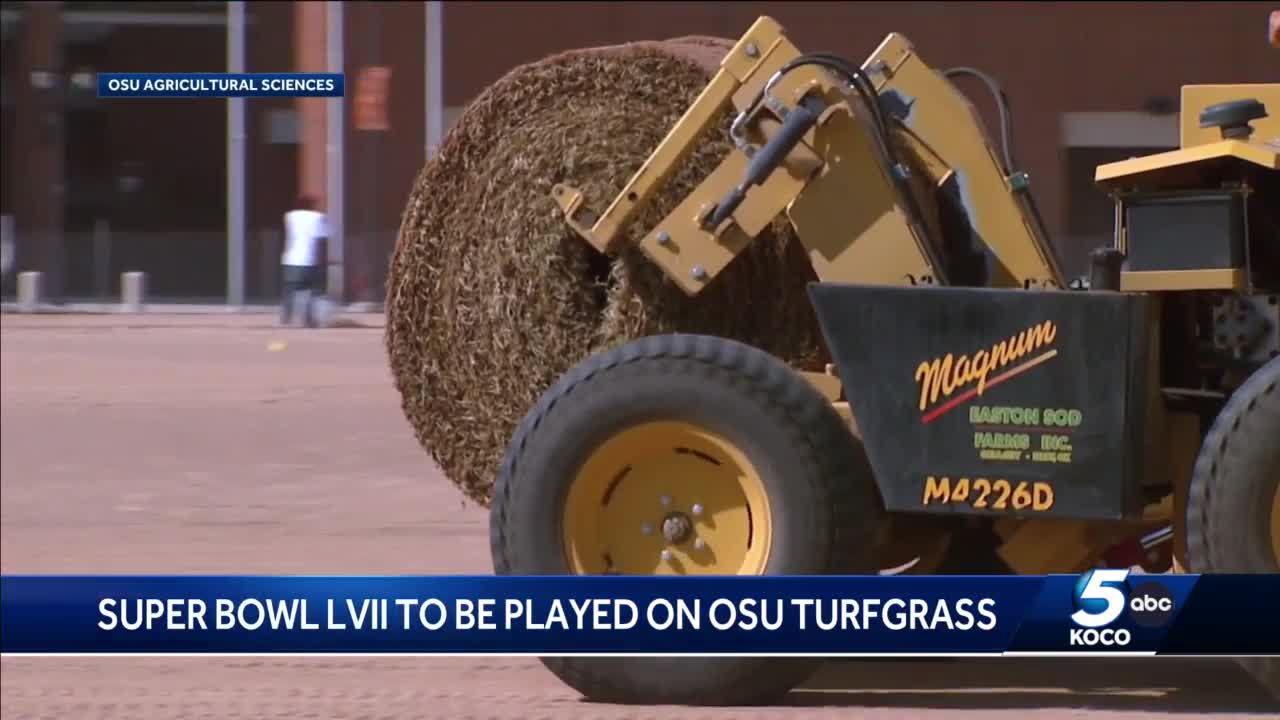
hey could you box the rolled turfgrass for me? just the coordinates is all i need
[386,37,827,507]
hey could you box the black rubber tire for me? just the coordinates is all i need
[1186,355,1280,700]
[490,334,884,706]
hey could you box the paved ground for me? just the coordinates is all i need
[1,313,1275,719]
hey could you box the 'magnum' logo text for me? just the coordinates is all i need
[915,321,1058,424]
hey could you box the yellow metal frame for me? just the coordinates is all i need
[1097,83,1279,190]
[554,16,1068,295]
[1096,139,1279,189]
[551,18,801,256]
[1120,269,1247,293]
[1095,84,1277,296]
[551,67,743,256]
[784,82,941,291]
[858,33,1067,289]
[547,16,1275,578]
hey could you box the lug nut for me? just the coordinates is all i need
[691,503,704,517]
[661,549,673,562]
[641,522,653,536]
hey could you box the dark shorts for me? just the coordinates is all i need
[282,264,321,291]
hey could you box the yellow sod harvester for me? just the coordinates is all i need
[488,15,1280,705]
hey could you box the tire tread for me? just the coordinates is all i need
[1186,357,1280,701]
[491,334,880,705]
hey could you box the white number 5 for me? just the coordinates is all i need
[1070,569,1129,629]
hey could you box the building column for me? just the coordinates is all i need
[295,1,327,205]
[227,1,247,307]
[325,1,345,301]
[15,2,64,301]
[295,0,343,301]
[425,1,443,160]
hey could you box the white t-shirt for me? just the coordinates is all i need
[282,209,328,266]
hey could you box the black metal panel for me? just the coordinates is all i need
[808,283,1153,521]
[1123,192,1246,271]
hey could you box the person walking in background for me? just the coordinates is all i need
[281,194,329,327]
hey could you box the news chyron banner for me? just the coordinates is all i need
[1,573,1277,656]
[98,73,345,98]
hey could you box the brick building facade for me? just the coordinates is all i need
[1,2,1274,302]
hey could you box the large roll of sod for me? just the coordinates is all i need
[385,37,828,507]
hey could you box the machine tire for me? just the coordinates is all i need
[490,333,884,706]
[1187,355,1280,700]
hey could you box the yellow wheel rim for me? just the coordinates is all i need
[562,421,772,576]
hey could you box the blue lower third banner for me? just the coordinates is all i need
[1,573,1277,656]
[98,73,344,98]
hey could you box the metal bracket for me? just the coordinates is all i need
[551,184,598,248]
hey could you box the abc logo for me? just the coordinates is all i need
[1069,570,1174,647]
[1127,581,1174,628]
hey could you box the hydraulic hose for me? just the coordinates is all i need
[943,66,1016,173]
[705,93,828,230]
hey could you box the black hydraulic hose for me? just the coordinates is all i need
[943,66,1016,173]
[738,54,900,169]
[727,51,936,265]
[796,53,945,278]
[705,93,827,230]
[804,52,890,138]
[793,53,900,168]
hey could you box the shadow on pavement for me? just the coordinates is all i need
[786,658,1277,713]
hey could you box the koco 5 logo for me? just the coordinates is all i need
[1069,569,1175,647]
